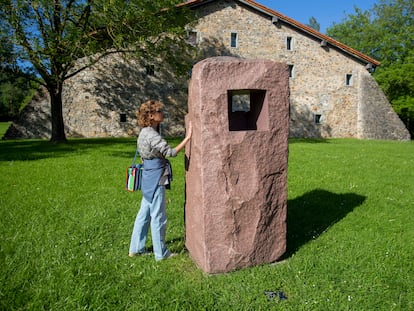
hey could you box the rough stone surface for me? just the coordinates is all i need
[358,75,411,140]
[3,87,51,139]
[184,57,289,273]
[3,54,188,140]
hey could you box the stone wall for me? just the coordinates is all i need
[192,0,409,140]
[63,54,190,138]
[3,87,51,139]
[4,0,410,140]
[4,54,189,139]
[358,75,410,139]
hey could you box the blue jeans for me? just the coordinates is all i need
[129,186,170,260]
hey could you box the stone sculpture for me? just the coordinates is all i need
[185,56,290,273]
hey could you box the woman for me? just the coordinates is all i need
[129,100,192,260]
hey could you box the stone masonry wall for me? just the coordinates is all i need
[4,54,189,139]
[4,0,410,140]
[192,0,409,140]
[358,75,410,139]
[63,54,189,138]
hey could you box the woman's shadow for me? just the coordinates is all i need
[281,189,366,259]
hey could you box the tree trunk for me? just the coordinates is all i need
[49,84,67,143]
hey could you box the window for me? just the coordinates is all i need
[230,32,238,48]
[187,31,198,45]
[120,113,127,123]
[288,65,294,78]
[228,89,268,131]
[346,74,353,86]
[146,65,155,76]
[314,114,322,124]
[286,36,293,50]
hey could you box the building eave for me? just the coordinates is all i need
[179,0,381,67]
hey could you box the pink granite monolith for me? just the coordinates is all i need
[184,57,289,274]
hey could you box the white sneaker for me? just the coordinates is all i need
[157,252,177,261]
[128,251,151,257]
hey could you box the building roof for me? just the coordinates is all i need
[179,0,381,67]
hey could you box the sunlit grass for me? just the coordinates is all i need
[1,137,413,310]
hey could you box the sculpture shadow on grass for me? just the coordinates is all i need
[282,189,366,259]
[175,189,365,260]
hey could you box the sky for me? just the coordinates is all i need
[257,0,378,33]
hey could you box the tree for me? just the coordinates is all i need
[0,69,38,120]
[0,23,15,70]
[307,16,320,32]
[326,0,414,137]
[0,29,38,121]
[0,0,194,142]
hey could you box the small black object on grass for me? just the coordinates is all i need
[264,290,288,301]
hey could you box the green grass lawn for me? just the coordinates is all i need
[0,137,413,310]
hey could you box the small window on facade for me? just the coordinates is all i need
[187,31,198,45]
[287,36,293,50]
[230,32,238,48]
[288,65,294,78]
[120,113,127,123]
[146,65,155,76]
[346,74,353,86]
[314,114,322,124]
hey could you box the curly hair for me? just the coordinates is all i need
[136,100,164,128]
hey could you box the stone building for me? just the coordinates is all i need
[181,0,409,140]
[5,0,410,140]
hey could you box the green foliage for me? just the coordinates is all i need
[0,138,413,310]
[391,96,414,135]
[0,0,194,83]
[374,56,414,99]
[326,8,378,57]
[0,68,38,120]
[327,0,413,65]
[0,121,11,138]
[0,24,15,68]
[0,0,195,141]
[306,16,320,32]
[326,0,414,137]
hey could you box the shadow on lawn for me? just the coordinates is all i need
[288,138,330,144]
[172,189,365,258]
[282,189,366,259]
[0,138,135,161]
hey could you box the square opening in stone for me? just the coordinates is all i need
[228,89,268,131]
